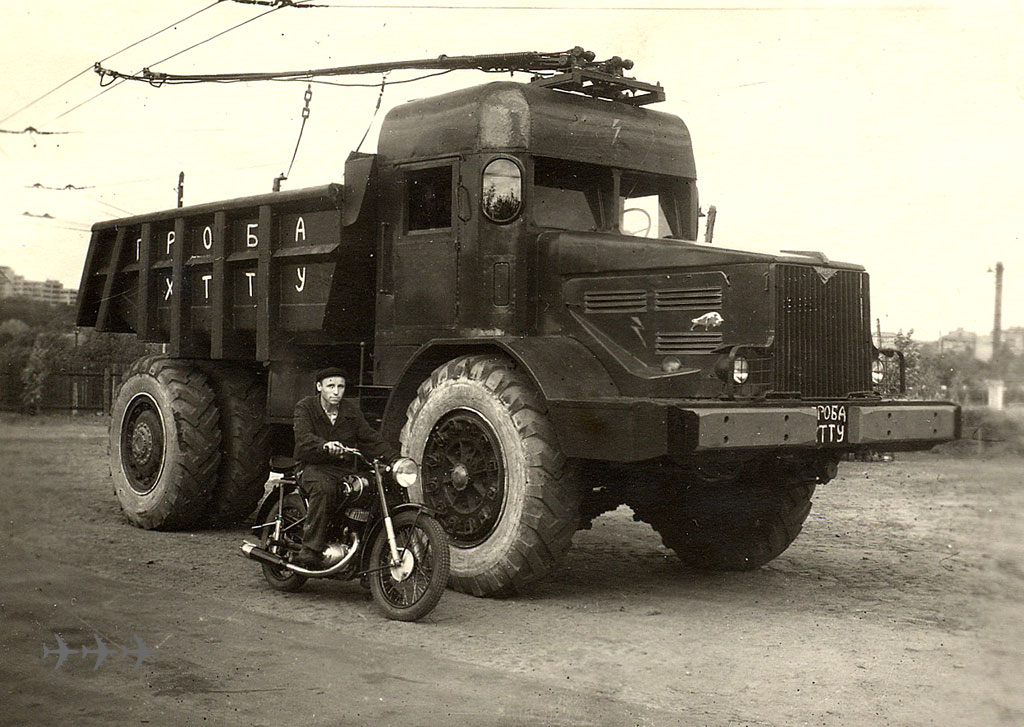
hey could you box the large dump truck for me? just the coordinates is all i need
[77,49,959,596]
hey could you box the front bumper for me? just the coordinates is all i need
[549,399,960,461]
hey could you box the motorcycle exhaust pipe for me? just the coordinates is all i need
[239,533,360,577]
[240,541,287,567]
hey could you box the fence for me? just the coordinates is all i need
[0,369,122,413]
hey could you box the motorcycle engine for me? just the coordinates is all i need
[322,541,349,567]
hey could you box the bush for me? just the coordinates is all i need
[934,407,1024,457]
[20,332,72,414]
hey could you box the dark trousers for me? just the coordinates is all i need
[299,463,350,552]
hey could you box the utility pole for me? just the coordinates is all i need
[177,171,185,208]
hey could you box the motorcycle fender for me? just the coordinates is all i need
[253,483,300,527]
[358,503,441,572]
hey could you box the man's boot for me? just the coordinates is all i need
[292,546,325,569]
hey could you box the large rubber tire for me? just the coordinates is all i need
[201,366,271,526]
[109,356,220,530]
[400,355,580,597]
[368,511,450,621]
[628,467,816,571]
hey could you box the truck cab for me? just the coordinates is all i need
[372,81,698,385]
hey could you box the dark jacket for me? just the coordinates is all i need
[292,395,394,465]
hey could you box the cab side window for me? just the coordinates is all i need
[406,166,452,232]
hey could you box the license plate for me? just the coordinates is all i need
[817,404,847,444]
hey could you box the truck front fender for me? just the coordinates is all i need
[492,336,619,402]
[380,336,620,444]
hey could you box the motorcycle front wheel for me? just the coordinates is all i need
[368,511,450,621]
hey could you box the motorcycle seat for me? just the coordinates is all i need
[269,456,300,475]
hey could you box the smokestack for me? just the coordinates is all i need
[993,261,1003,364]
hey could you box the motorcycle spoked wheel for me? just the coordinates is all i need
[259,492,308,592]
[368,511,450,622]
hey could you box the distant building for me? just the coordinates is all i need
[0,266,77,305]
[976,327,1024,362]
[1003,327,1024,355]
[939,328,977,355]
[975,334,993,363]
[876,331,898,348]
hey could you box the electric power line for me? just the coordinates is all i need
[53,0,320,123]
[0,0,224,125]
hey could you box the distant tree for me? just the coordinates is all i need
[0,318,31,343]
[0,298,74,330]
[20,331,72,413]
[879,329,945,399]
[66,330,154,371]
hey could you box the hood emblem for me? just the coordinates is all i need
[690,311,724,331]
[814,266,839,284]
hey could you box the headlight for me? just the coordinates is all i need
[872,357,885,385]
[661,356,681,373]
[391,457,419,488]
[732,356,749,384]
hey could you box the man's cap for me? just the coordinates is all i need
[315,367,348,384]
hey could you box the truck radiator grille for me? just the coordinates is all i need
[656,331,723,355]
[773,265,873,397]
[583,289,647,314]
[654,286,722,311]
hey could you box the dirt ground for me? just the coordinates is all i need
[1,414,1021,727]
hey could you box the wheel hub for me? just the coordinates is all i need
[421,410,504,547]
[121,396,165,495]
[130,423,154,463]
[451,463,470,490]
[389,548,416,582]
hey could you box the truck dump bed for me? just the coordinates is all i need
[76,170,376,361]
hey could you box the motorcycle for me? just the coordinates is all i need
[240,447,450,622]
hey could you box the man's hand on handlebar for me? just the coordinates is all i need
[323,441,357,457]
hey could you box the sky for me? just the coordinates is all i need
[1,0,1021,341]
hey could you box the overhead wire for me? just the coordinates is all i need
[0,0,225,125]
[52,0,319,123]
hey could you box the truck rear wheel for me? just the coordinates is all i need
[400,354,580,596]
[109,357,221,529]
[628,468,816,571]
[201,366,271,526]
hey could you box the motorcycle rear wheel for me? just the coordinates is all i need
[259,492,308,592]
[368,511,450,622]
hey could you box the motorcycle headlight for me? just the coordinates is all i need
[732,356,749,385]
[872,357,885,385]
[391,457,419,488]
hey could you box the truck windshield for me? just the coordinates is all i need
[533,157,611,232]
[532,156,686,238]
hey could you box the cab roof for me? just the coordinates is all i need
[377,81,696,179]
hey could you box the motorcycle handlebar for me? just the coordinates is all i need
[327,444,393,469]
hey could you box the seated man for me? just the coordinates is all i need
[292,367,395,569]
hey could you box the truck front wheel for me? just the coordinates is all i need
[628,466,816,571]
[400,355,580,596]
[109,357,221,529]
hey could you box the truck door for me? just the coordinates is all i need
[392,160,459,328]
